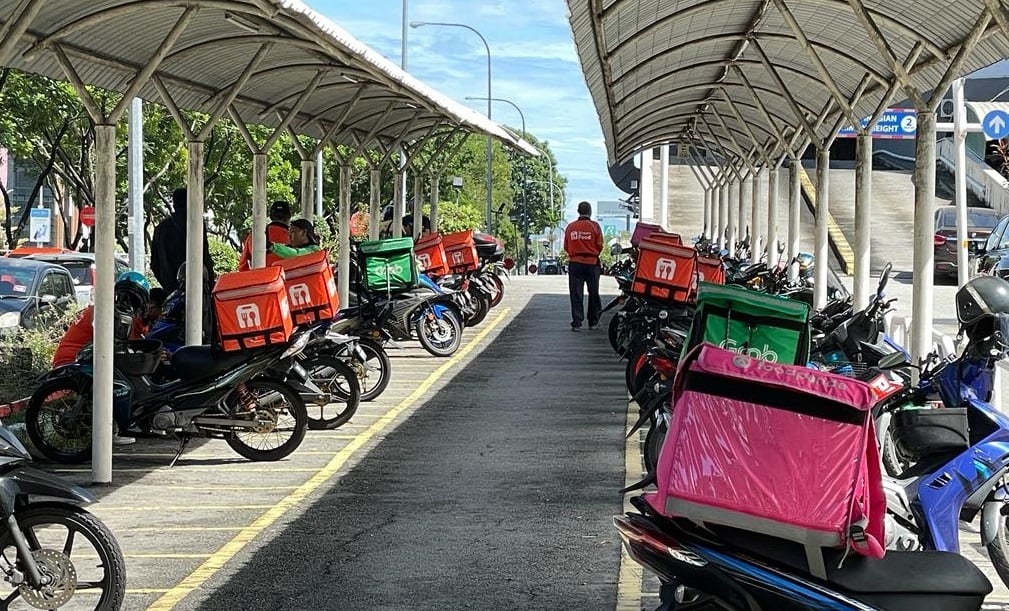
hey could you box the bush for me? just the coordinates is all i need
[208,236,239,276]
[0,308,81,405]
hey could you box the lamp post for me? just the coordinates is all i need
[411,21,493,233]
[466,96,532,272]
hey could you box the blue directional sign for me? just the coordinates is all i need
[983,109,1009,140]
[836,108,917,140]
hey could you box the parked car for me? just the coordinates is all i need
[7,247,129,307]
[934,205,1000,280]
[537,258,561,275]
[0,258,77,333]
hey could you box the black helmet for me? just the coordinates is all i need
[114,270,150,316]
[956,276,1009,327]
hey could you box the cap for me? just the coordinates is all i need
[269,201,292,218]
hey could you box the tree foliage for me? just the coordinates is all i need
[0,68,564,267]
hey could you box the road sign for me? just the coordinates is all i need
[836,108,917,140]
[79,206,96,227]
[29,208,51,245]
[983,109,1009,140]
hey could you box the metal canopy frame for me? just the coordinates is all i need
[569,0,1009,165]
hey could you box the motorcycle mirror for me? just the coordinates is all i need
[503,258,515,270]
[877,262,893,296]
[610,243,623,257]
[878,351,910,371]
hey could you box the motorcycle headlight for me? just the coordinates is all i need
[0,312,20,328]
[281,332,312,359]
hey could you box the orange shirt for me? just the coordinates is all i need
[52,306,94,367]
[239,223,290,271]
[563,217,603,265]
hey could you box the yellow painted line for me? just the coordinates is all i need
[148,308,512,611]
[52,467,322,473]
[98,505,273,512]
[615,399,644,611]
[126,554,210,559]
[158,486,299,492]
[799,167,855,274]
[122,527,245,532]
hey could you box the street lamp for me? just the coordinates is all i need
[465,96,532,273]
[411,21,494,233]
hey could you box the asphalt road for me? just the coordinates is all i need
[183,280,626,610]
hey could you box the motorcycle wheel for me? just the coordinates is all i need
[642,418,668,473]
[609,315,625,356]
[625,345,651,395]
[465,293,490,327]
[415,308,463,357]
[485,273,505,308]
[0,504,125,610]
[226,379,308,461]
[352,339,392,402]
[986,503,1009,589]
[301,356,361,430]
[25,378,93,464]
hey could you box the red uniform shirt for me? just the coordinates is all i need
[52,306,94,367]
[238,222,290,271]
[563,216,603,265]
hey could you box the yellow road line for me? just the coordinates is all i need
[148,308,512,611]
[158,486,299,491]
[97,505,274,512]
[122,527,245,532]
[615,399,644,611]
[798,167,855,273]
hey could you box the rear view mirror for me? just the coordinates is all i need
[610,243,622,257]
[40,294,57,305]
[878,351,910,371]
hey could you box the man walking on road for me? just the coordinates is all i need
[563,201,603,332]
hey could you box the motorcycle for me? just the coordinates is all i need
[0,421,127,609]
[147,290,374,424]
[346,288,465,358]
[26,328,313,465]
[616,494,992,610]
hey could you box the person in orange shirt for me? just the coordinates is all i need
[563,201,604,331]
[238,200,292,271]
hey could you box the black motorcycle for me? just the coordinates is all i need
[0,421,126,609]
[26,329,313,465]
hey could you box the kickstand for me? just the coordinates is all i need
[169,437,190,468]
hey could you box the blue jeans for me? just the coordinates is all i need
[568,261,601,328]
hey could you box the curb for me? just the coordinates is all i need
[0,398,28,419]
[798,167,856,274]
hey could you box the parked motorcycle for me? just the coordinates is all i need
[345,288,465,358]
[616,495,992,611]
[0,420,127,609]
[26,330,313,464]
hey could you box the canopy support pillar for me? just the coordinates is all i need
[751,167,763,257]
[185,141,206,345]
[814,147,830,309]
[911,112,937,368]
[370,168,382,240]
[853,133,873,310]
[430,173,441,233]
[766,165,780,264]
[338,164,352,307]
[788,157,802,281]
[659,145,670,228]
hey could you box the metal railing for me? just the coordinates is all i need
[937,138,1009,215]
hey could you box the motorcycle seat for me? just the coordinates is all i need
[715,524,991,607]
[171,345,252,382]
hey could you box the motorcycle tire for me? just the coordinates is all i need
[353,339,392,402]
[25,378,93,464]
[642,418,668,473]
[987,505,1009,589]
[415,308,463,357]
[625,345,651,395]
[609,315,625,356]
[301,356,361,430]
[486,273,505,308]
[0,504,126,610]
[465,293,490,327]
[226,379,308,461]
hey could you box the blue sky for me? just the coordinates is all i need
[312,0,625,222]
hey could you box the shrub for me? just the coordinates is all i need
[208,236,239,276]
[0,307,81,405]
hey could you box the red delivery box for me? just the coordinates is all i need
[275,250,340,326]
[414,233,449,277]
[213,266,294,352]
[632,237,697,303]
[442,230,480,273]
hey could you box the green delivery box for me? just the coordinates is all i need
[358,238,418,293]
[684,282,811,365]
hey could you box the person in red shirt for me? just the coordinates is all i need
[563,201,604,331]
[238,200,292,271]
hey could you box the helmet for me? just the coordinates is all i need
[114,270,150,315]
[956,276,1009,326]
